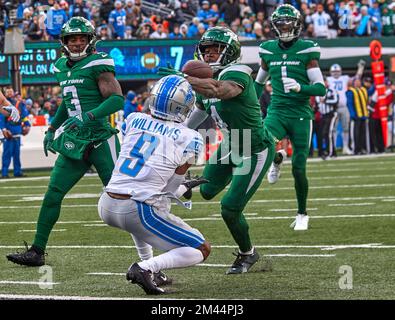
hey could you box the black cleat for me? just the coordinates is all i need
[153,270,173,287]
[126,263,165,295]
[6,242,45,267]
[182,175,209,200]
[226,248,260,274]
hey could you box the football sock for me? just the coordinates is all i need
[273,151,284,165]
[131,234,153,261]
[33,187,64,251]
[138,247,204,274]
[239,247,254,255]
[221,207,252,253]
[292,167,308,214]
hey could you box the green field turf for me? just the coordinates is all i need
[0,154,394,300]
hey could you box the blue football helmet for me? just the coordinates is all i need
[149,75,195,123]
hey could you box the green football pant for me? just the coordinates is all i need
[264,115,313,214]
[33,135,120,251]
[200,143,275,252]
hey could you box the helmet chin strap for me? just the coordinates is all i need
[279,37,298,49]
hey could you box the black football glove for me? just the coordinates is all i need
[182,175,209,200]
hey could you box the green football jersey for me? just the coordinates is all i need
[53,52,115,125]
[196,64,273,155]
[259,39,321,119]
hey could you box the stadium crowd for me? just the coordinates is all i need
[6,0,395,42]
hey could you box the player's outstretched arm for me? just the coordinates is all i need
[187,76,243,100]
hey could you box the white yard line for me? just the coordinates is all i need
[0,281,59,285]
[18,229,67,232]
[269,208,318,212]
[0,243,392,250]
[328,203,375,207]
[1,213,395,226]
[0,294,177,301]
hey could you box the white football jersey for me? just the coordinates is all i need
[327,75,350,108]
[105,113,203,204]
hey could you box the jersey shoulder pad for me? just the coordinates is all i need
[218,64,252,80]
[80,52,115,68]
[53,56,68,73]
[259,40,276,58]
[295,39,321,59]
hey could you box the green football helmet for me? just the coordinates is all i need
[60,17,97,61]
[270,4,303,43]
[196,26,241,73]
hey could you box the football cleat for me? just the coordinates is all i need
[342,147,354,155]
[267,149,287,184]
[290,213,309,231]
[226,248,260,274]
[6,242,45,267]
[126,263,165,295]
[153,270,173,287]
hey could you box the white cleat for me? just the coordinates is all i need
[267,149,287,184]
[342,147,354,155]
[291,214,309,231]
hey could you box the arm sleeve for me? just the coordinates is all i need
[50,100,68,130]
[185,105,208,130]
[300,67,326,96]
[89,94,125,119]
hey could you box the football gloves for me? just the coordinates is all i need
[43,130,55,157]
[3,105,20,123]
[282,77,301,93]
[182,175,209,200]
[63,112,94,131]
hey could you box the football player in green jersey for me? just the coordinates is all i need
[160,26,276,274]
[254,4,326,231]
[6,17,125,266]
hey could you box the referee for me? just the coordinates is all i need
[316,81,339,159]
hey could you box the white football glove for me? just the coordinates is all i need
[3,105,20,122]
[282,77,301,93]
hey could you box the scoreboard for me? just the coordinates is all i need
[0,39,198,85]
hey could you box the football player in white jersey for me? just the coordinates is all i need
[327,61,365,155]
[98,75,211,295]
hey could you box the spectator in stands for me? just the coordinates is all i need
[355,5,379,37]
[25,99,33,115]
[187,17,200,38]
[197,1,218,29]
[69,0,92,20]
[306,3,333,39]
[261,21,274,39]
[166,0,186,30]
[220,0,240,26]
[98,24,111,40]
[180,0,196,17]
[381,4,394,36]
[150,23,167,39]
[169,24,184,39]
[123,90,141,119]
[45,0,68,40]
[27,14,44,41]
[109,0,127,39]
[100,0,114,23]
[0,88,31,178]
[369,1,383,38]
[326,0,339,38]
[239,21,256,40]
[136,22,152,39]
[180,23,189,37]
[125,0,136,25]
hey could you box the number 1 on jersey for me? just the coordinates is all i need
[281,66,290,93]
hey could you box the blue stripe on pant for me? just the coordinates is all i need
[136,202,204,249]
